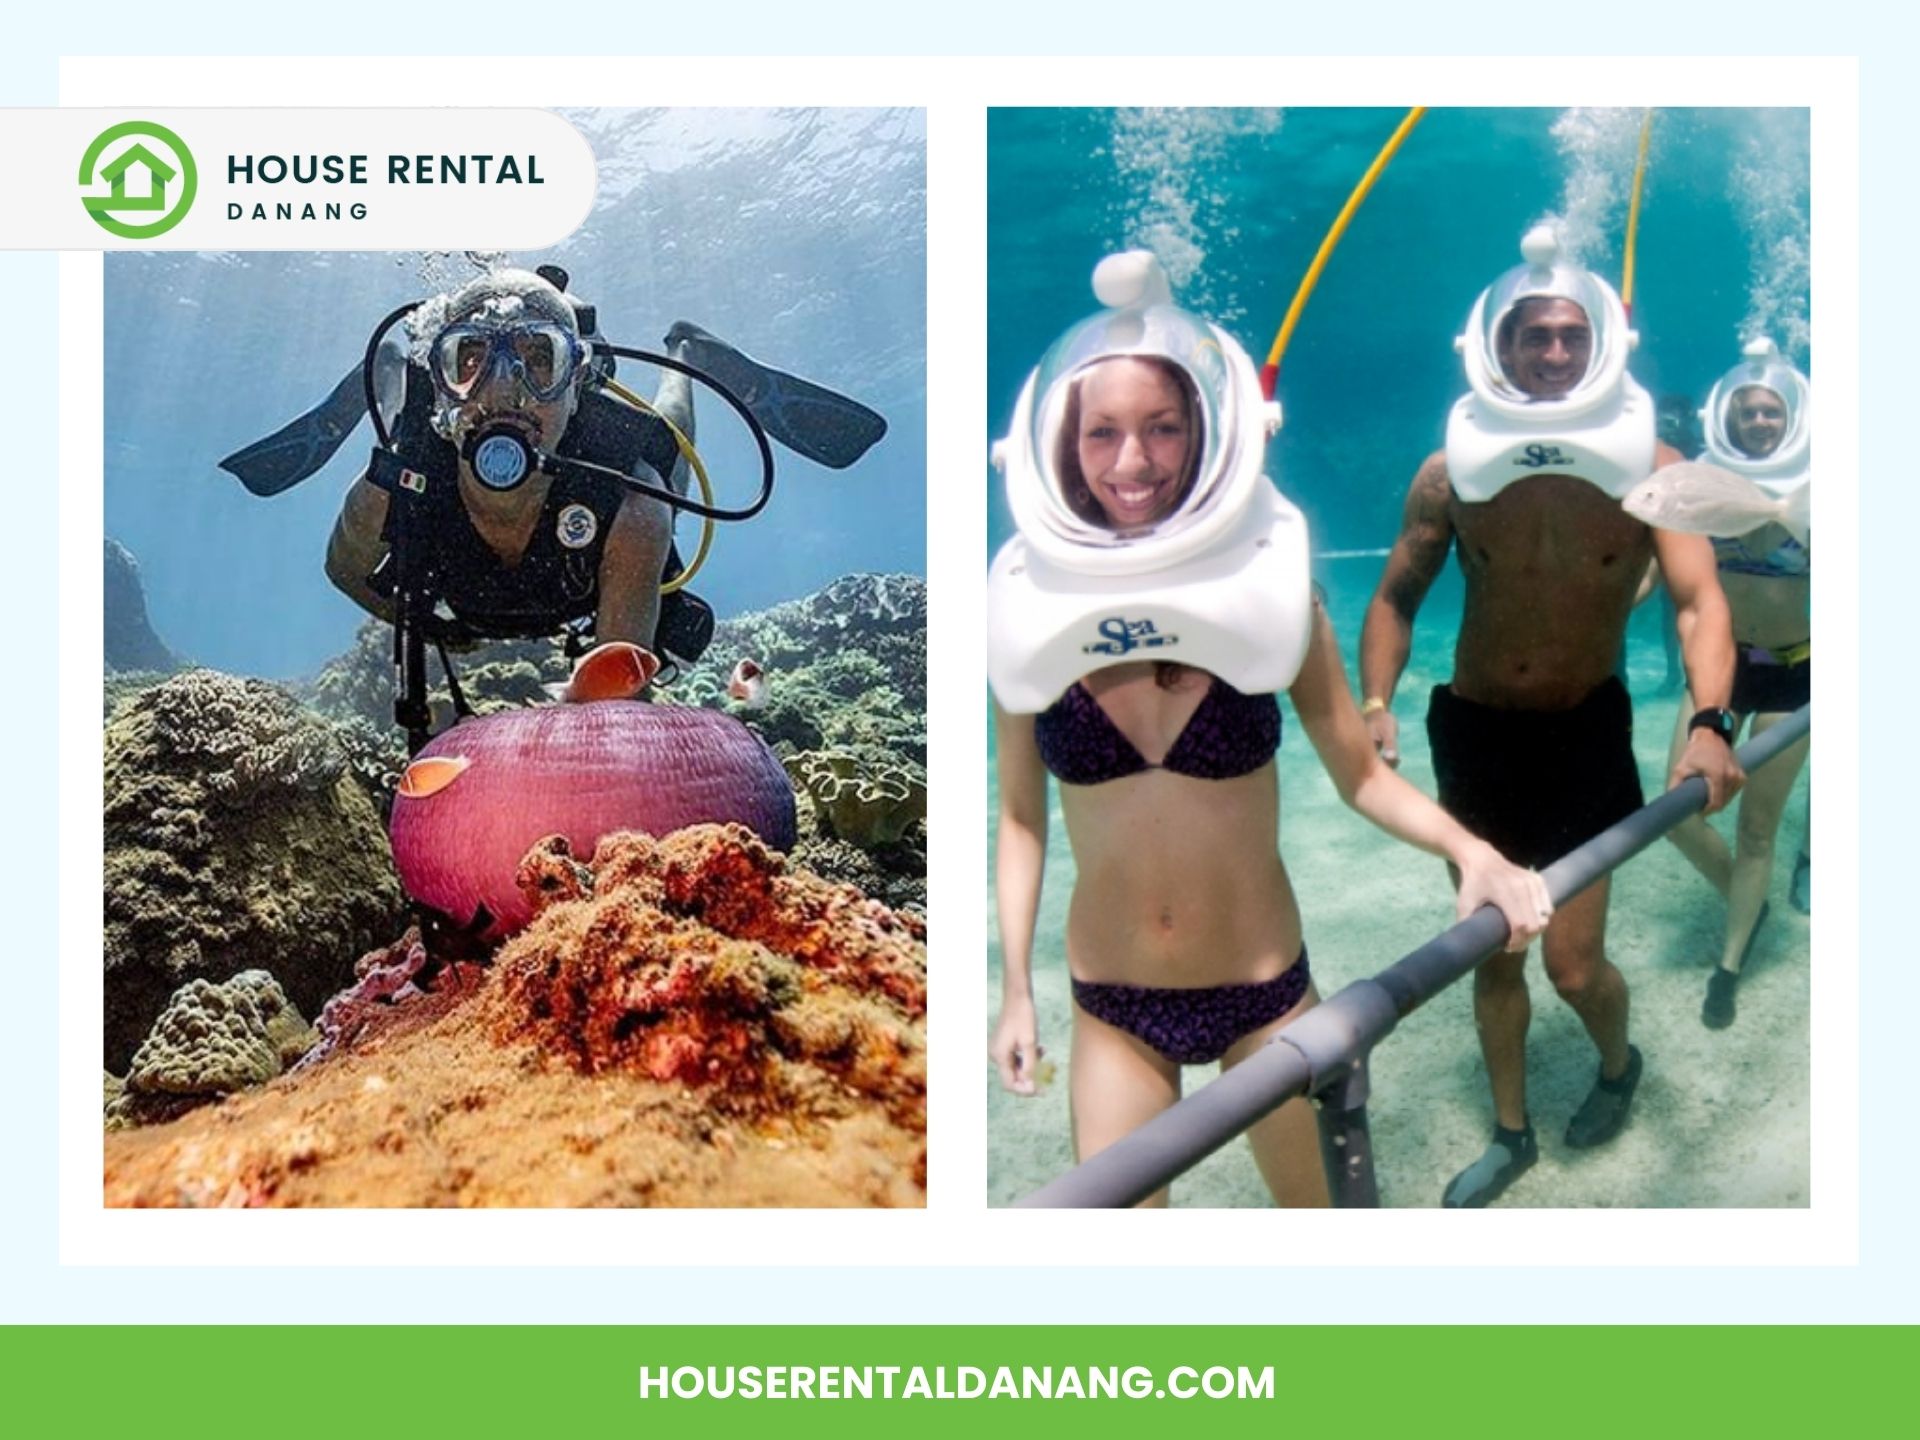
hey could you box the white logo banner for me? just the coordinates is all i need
[3,109,596,249]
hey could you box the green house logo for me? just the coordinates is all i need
[78,121,197,239]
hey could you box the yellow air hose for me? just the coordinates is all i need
[1261,105,1428,399]
[1621,108,1655,322]
[604,376,715,594]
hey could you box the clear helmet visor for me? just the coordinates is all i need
[1704,342,1809,463]
[1028,304,1239,548]
[1461,227,1631,415]
[1480,268,1614,402]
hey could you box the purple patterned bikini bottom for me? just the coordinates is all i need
[1071,950,1312,1066]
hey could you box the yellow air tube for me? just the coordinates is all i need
[1261,105,1428,399]
[1621,108,1655,322]
[604,377,715,594]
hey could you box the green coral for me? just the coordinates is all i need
[142,669,345,801]
[127,975,284,1096]
[107,971,314,1128]
[304,619,571,731]
[785,750,928,846]
[671,573,927,773]
[104,670,406,1073]
[789,830,926,916]
[104,670,169,724]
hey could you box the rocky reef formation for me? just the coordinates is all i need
[673,574,927,911]
[297,929,486,1071]
[673,573,926,767]
[494,826,925,1128]
[107,971,315,1129]
[100,570,926,1150]
[103,670,406,1071]
[103,825,926,1207]
[105,537,178,674]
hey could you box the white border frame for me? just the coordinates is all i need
[62,55,1857,1270]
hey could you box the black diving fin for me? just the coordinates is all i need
[218,365,367,496]
[663,322,887,470]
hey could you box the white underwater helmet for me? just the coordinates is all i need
[986,253,1312,713]
[1457,224,1638,422]
[1445,225,1655,503]
[1700,338,1811,495]
[992,251,1282,578]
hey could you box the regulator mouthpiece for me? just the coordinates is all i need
[464,424,536,492]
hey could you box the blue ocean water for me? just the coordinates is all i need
[106,107,926,680]
[986,107,1813,1206]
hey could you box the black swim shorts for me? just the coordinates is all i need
[1731,646,1810,717]
[1426,676,1646,871]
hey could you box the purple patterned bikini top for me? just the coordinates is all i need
[1034,675,1281,786]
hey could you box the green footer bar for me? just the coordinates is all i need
[4,1325,1909,1435]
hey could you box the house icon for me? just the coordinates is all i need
[86,142,178,217]
[77,120,199,239]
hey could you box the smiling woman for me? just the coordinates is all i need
[1054,357,1202,532]
[986,251,1552,1209]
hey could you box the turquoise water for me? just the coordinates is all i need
[106,108,926,680]
[986,107,1812,1208]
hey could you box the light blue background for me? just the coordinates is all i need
[10,3,1911,1325]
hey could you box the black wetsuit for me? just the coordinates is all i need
[367,367,683,640]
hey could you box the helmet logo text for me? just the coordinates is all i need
[1514,443,1574,469]
[1083,616,1179,657]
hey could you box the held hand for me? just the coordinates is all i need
[1669,731,1746,816]
[1455,842,1554,953]
[990,996,1042,1097]
[1364,707,1402,768]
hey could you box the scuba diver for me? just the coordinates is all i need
[986,252,1549,1208]
[220,264,885,754]
[1660,340,1812,1026]
[1358,226,1741,1208]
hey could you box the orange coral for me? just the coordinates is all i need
[487,825,926,1132]
[590,826,928,1017]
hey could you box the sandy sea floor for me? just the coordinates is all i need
[987,635,1812,1209]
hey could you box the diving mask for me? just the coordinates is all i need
[429,319,586,404]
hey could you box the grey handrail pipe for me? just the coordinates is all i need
[1015,703,1811,1209]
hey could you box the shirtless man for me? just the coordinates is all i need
[1358,229,1742,1207]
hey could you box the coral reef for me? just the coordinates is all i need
[785,750,927,846]
[103,826,926,1208]
[669,574,928,908]
[789,825,926,916]
[104,669,169,723]
[105,537,179,674]
[305,620,569,734]
[103,670,406,1071]
[130,978,281,1096]
[491,825,926,1133]
[298,930,486,1070]
[107,970,315,1128]
[307,574,927,775]
[672,573,926,772]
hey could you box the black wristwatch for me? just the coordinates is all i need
[1688,706,1738,745]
